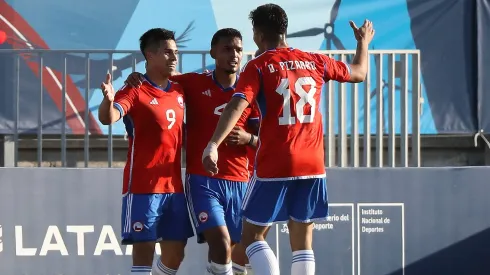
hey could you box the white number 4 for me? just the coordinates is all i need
[166,109,176,129]
[214,103,227,116]
[276,76,317,125]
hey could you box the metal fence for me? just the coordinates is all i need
[0,49,421,168]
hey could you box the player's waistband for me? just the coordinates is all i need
[185,171,249,183]
[121,190,185,196]
[254,173,326,182]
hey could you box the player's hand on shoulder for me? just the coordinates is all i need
[124,72,144,88]
[100,73,115,102]
[225,126,252,146]
[349,19,375,44]
[202,142,219,176]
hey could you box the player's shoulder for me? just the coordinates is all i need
[186,71,213,79]
[186,71,211,78]
[116,83,139,95]
[300,50,329,63]
[249,50,275,64]
[288,48,319,59]
[173,72,211,85]
[240,55,266,73]
[169,81,185,96]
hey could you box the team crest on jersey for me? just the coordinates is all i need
[133,222,144,232]
[177,95,184,108]
[198,212,208,223]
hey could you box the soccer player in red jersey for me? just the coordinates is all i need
[98,28,194,275]
[124,29,260,275]
[202,4,375,275]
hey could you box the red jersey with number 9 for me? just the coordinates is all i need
[113,76,185,194]
[233,48,351,180]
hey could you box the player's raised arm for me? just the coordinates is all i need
[347,19,375,83]
[98,73,123,125]
[99,73,138,125]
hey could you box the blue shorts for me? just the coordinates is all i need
[242,176,329,226]
[121,193,194,245]
[184,174,247,243]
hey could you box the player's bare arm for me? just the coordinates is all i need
[225,126,258,148]
[348,19,375,83]
[98,73,122,125]
[202,97,250,175]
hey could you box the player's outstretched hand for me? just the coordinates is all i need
[202,142,219,176]
[124,72,144,88]
[100,73,115,102]
[349,19,375,44]
[225,126,251,146]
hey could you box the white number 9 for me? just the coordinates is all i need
[166,109,176,129]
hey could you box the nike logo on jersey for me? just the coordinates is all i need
[149,98,159,105]
[202,90,212,97]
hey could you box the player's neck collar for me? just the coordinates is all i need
[269,46,294,51]
[143,74,171,92]
[211,70,238,92]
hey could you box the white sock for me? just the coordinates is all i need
[209,261,233,275]
[232,262,247,275]
[291,250,315,275]
[205,261,212,275]
[245,241,280,275]
[245,264,254,275]
[131,265,152,274]
[152,259,178,275]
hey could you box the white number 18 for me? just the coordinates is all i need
[275,76,317,125]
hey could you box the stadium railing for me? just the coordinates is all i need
[0,49,421,168]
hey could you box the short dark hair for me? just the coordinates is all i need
[210,28,242,47]
[139,28,175,59]
[249,4,288,36]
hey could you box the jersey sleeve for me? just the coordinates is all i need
[233,61,261,104]
[237,102,261,128]
[248,102,260,122]
[113,85,138,117]
[317,54,352,83]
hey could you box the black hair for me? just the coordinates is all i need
[139,28,175,60]
[249,4,288,38]
[210,28,242,47]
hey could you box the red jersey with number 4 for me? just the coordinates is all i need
[113,76,185,194]
[171,71,259,182]
[233,47,351,180]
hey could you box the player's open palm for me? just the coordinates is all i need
[349,19,375,44]
[100,73,115,102]
[202,142,219,176]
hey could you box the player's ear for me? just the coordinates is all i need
[210,47,216,59]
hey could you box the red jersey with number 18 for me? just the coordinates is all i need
[233,47,351,180]
[113,75,185,194]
